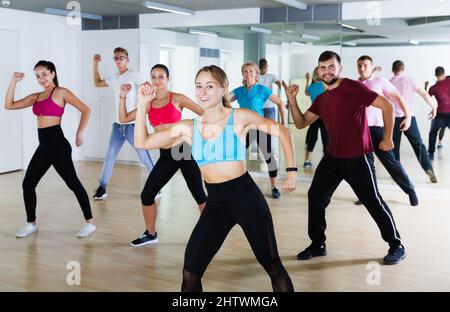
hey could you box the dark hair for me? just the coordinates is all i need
[435,66,445,77]
[357,55,373,63]
[392,60,404,73]
[34,60,59,87]
[151,64,170,78]
[195,65,231,108]
[114,47,129,57]
[318,51,341,64]
[259,58,267,70]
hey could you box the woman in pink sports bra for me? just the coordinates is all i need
[118,64,207,247]
[4,60,96,239]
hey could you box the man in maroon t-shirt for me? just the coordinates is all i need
[285,51,405,265]
[428,66,450,158]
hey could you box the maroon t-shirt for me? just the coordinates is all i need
[308,78,379,158]
[429,78,450,113]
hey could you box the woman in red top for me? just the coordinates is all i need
[119,64,206,246]
[4,60,95,238]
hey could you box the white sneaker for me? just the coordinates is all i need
[77,223,96,238]
[16,223,38,238]
[155,191,162,201]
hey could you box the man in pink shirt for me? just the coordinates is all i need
[428,66,450,159]
[286,51,405,265]
[357,55,420,205]
[390,60,437,180]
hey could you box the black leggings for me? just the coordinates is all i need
[305,118,328,153]
[246,129,278,178]
[141,143,207,206]
[182,172,293,292]
[23,125,92,222]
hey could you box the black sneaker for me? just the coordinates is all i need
[297,243,327,260]
[425,169,438,183]
[93,186,107,200]
[409,192,419,206]
[354,200,363,205]
[383,245,406,265]
[131,230,159,247]
[272,187,281,199]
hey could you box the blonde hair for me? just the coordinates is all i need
[195,65,231,108]
[312,66,321,82]
[241,61,259,85]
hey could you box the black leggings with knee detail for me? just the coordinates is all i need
[182,172,293,292]
[141,143,207,206]
[22,125,92,222]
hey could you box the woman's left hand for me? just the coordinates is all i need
[76,132,84,147]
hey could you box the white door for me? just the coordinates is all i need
[0,29,22,173]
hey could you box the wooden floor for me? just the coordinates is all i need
[1,145,450,291]
[1,125,450,292]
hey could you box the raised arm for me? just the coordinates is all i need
[304,73,311,96]
[269,94,286,125]
[61,88,91,147]
[372,95,394,151]
[237,109,296,193]
[177,93,204,116]
[4,72,37,110]
[118,84,136,123]
[416,87,437,119]
[134,83,191,149]
[93,54,108,87]
[285,84,319,129]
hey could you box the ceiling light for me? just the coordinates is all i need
[43,7,102,20]
[409,39,420,45]
[250,26,272,34]
[342,23,358,30]
[188,28,218,37]
[143,0,195,15]
[343,41,357,46]
[290,41,306,46]
[274,0,307,10]
[301,33,320,40]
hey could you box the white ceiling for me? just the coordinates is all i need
[0,0,376,16]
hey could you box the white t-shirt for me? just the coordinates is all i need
[105,69,146,124]
[259,73,278,108]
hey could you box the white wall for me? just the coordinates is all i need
[0,8,82,168]
[80,29,142,162]
[140,28,243,115]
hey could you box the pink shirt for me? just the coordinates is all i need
[361,76,396,127]
[390,74,421,118]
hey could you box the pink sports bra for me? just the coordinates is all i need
[148,92,182,127]
[32,88,64,117]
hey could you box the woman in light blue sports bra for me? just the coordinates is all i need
[134,65,297,292]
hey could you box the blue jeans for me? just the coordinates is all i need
[99,123,155,188]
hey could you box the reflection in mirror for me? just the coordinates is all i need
[340,16,450,188]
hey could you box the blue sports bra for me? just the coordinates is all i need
[192,108,246,167]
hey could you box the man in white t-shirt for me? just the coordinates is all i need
[258,58,285,123]
[258,58,286,157]
[92,47,155,200]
